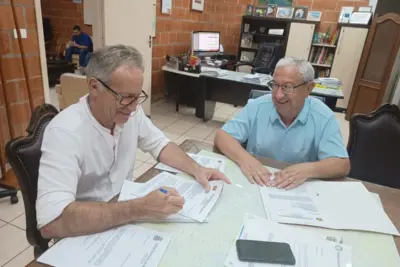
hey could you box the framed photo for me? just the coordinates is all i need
[254,7,267,17]
[306,11,322,21]
[191,0,204,12]
[358,6,372,12]
[276,7,293,18]
[245,5,254,16]
[293,6,308,19]
[266,4,277,17]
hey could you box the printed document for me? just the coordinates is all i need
[155,153,226,174]
[225,214,352,267]
[119,180,197,223]
[259,180,400,236]
[37,224,171,267]
[119,172,224,222]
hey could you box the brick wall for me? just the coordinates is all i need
[151,0,369,96]
[41,0,92,48]
[0,0,44,137]
[0,0,44,184]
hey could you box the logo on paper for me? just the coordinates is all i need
[213,186,217,191]
[316,217,323,221]
[335,245,343,252]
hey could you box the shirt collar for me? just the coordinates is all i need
[271,97,311,126]
[80,95,124,135]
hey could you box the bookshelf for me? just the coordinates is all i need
[238,16,319,64]
[308,29,340,78]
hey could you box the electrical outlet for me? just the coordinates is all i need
[13,28,27,39]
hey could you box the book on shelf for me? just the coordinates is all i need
[316,69,331,78]
[241,33,253,48]
[309,47,334,66]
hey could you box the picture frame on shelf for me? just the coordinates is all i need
[191,0,204,12]
[293,6,308,19]
[338,7,354,23]
[254,7,267,17]
[358,6,372,12]
[307,11,322,21]
[350,12,372,24]
[276,7,294,18]
[266,4,278,17]
[245,5,254,16]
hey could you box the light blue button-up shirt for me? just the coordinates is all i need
[221,94,348,164]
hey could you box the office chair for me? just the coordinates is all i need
[6,103,59,257]
[235,43,284,75]
[347,104,400,189]
[0,183,18,204]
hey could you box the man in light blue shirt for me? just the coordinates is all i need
[214,57,350,189]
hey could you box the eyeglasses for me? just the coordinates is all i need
[267,81,308,94]
[96,78,148,106]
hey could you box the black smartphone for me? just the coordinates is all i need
[236,239,296,265]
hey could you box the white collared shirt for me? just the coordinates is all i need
[36,95,170,228]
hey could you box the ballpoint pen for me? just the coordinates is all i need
[159,188,168,194]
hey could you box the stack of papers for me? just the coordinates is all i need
[241,73,271,84]
[201,67,228,77]
[314,77,342,90]
[225,214,352,267]
[155,153,226,174]
[259,180,400,236]
[119,172,224,223]
[37,224,171,267]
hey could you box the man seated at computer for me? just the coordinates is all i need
[37,45,230,239]
[65,25,93,68]
[214,57,350,190]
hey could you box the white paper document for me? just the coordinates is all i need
[119,172,224,223]
[225,214,352,267]
[155,153,226,174]
[38,224,171,267]
[259,180,400,236]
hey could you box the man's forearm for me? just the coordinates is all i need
[309,158,350,179]
[214,129,252,166]
[40,199,146,239]
[158,142,201,176]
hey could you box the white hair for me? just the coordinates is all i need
[85,44,144,86]
[275,57,315,82]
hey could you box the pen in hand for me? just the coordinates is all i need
[159,188,168,194]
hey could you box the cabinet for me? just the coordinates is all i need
[330,26,369,109]
[285,23,315,60]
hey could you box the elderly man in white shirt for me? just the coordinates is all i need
[36,44,230,239]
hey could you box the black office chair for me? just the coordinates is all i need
[235,43,284,75]
[6,103,59,257]
[347,104,400,189]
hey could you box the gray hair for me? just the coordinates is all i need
[85,44,144,85]
[275,57,315,82]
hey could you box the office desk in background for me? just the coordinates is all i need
[27,140,400,267]
[162,66,345,121]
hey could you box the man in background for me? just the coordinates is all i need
[65,25,93,69]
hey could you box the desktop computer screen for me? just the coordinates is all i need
[192,31,220,53]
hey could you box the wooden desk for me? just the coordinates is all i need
[162,66,345,121]
[27,140,400,267]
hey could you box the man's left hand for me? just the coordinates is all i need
[194,167,231,192]
[271,163,315,190]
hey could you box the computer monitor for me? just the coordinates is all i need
[192,31,220,55]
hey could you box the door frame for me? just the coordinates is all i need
[34,0,51,104]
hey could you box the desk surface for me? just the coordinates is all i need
[28,140,400,267]
[162,65,345,99]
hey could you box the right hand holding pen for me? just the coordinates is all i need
[239,157,272,186]
[140,187,185,219]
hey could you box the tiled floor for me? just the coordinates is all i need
[0,89,349,266]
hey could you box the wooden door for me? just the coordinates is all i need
[330,27,369,109]
[346,13,400,120]
[285,23,315,60]
[103,0,155,116]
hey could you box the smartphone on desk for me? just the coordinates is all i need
[236,239,296,265]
